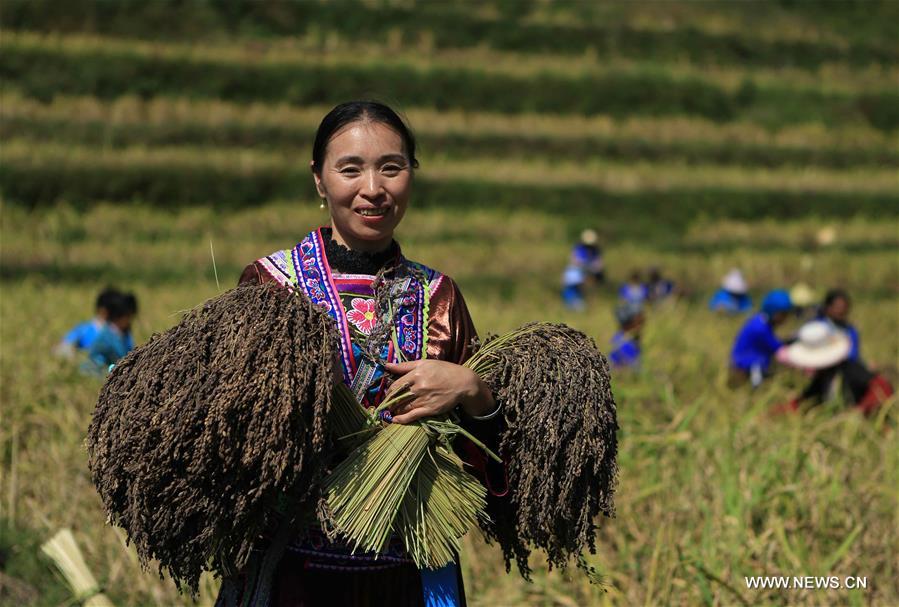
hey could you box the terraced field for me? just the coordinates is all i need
[1,1,897,605]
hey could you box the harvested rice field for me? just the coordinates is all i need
[2,1,897,605]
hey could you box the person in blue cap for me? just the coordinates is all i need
[729,289,793,388]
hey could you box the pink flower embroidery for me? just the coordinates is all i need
[346,298,378,335]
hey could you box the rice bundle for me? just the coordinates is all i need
[331,382,376,447]
[86,284,338,593]
[41,529,114,607]
[323,405,491,569]
[326,322,616,577]
[470,322,619,579]
[327,423,431,554]
[395,447,489,569]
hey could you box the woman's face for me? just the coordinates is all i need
[825,297,850,323]
[313,120,412,252]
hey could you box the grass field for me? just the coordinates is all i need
[2,203,897,606]
[2,1,898,605]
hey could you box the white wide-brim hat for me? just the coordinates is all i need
[777,320,851,370]
[721,269,748,294]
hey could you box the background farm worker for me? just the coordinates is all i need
[610,301,645,370]
[81,291,138,375]
[789,282,817,320]
[774,320,894,416]
[817,288,861,363]
[709,268,753,314]
[729,289,792,388]
[561,228,604,311]
[646,266,676,304]
[618,269,648,306]
[54,287,121,358]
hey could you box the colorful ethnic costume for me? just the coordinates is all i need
[215,228,505,607]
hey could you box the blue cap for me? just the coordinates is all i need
[761,289,792,315]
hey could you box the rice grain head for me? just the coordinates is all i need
[86,284,339,593]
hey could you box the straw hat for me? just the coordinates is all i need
[777,320,851,370]
[789,282,817,307]
[721,269,748,294]
[816,226,837,246]
[580,229,599,246]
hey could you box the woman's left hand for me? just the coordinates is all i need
[382,360,495,424]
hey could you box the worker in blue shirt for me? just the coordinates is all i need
[610,301,645,370]
[81,292,138,376]
[618,270,649,306]
[55,288,122,358]
[818,288,861,362]
[646,266,676,304]
[729,289,793,388]
[561,229,605,311]
[709,268,753,314]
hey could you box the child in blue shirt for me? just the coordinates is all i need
[818,288,861,362]
[610,302,645,369]
[55,288,121,358]
[646,267,676,304]
[81,292,138,375]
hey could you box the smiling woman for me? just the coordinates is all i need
[219,101,504,607]
[310,104,416,252]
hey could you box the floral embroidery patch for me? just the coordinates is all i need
[345,298,378,335]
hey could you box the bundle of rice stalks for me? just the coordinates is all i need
[326,322,616,576]
[469,323,618,579]
[330,382,378,449]
[41,529,114,607]
[395,446,489,569]
[326,423,431,554]
[324,414,491,569]
[86,284,338,593]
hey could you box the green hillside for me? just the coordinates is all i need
[1,2,897,606]
[1,0,898,224]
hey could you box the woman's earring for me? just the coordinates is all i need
[319,199,327,210]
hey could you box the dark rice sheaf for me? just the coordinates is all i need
[478,323,619,580]
[86,284,338,593]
